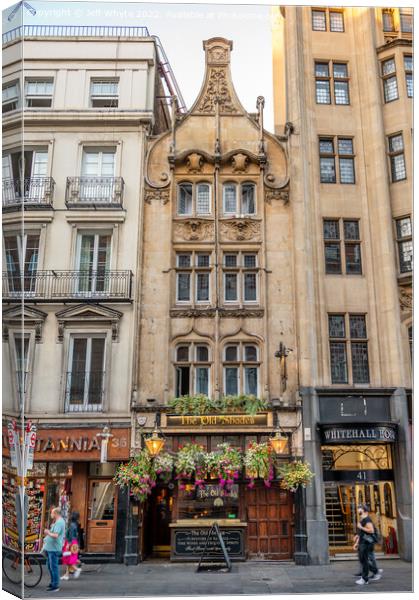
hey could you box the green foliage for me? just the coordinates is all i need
[168,394,267,416]
[277,460,314,492]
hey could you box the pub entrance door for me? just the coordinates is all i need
[149,485,174,558]
[86,479,117,553]
[246,482,294,559]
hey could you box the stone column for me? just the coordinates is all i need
[390,387,412,562]
[300,386,330,565]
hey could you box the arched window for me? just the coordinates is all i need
[174,343,211,397]
[241,182,256,214]
[223,342,260,396]
[222,182,256,215]
[177,182,211,216]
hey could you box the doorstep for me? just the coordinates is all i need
[331,553,400,561]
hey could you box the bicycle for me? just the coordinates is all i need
[2,548,43,588]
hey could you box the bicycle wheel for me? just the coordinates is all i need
[23,556,43,588]
[2,551,22,585]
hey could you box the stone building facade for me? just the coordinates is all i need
[272,6,412,563]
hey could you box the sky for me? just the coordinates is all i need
[2,0,275,129]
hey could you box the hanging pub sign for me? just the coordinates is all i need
[166,414,268,427]
[321,423,397,444]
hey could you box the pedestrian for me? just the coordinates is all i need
[43,506,66,592]
[61,512,82,581]
[354,503,383,585]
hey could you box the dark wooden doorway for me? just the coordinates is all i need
[149,485,174,558]
[246,482,294,559]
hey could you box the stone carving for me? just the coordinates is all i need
[219,308,264,318]
[208,46,228,63]
[231,153,249,173]
[173,219,214,241]
[220,219,261,242]
[197,68,238,114]
[186,153,204,173]
[144,186,170,205]
[265,188,289,204]
[399,288,412,311]
[170,308,216,318]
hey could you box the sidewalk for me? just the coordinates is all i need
[4,558,413,598]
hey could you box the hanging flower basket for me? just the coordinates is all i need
[207,443,242,488]
[174,442,206,487]
[244,441,274,488]
[154,452,174,483]
[278,460,314,492]
[114,449,156,503]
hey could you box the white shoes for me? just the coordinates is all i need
[73,568,81,579]
[60,574,69,580]
[370,573,382,581]
[355,578,368,585]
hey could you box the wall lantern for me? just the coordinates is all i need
[144,415,165,457]
[270,412,289,455]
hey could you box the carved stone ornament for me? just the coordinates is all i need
[144,186,170,205]
[231,153,249,174]
[265,188,289,204]
[2,305,47,342]
[170,308,216,318]
[208,46,228,63]
[399,288,412,311]
[186,153,204,173]
[55,304,123,342]
[219,219,261,242]
[197,68,238,114]
[173,219,214,242]
[219,308,264,318]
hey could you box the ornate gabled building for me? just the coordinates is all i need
[132,37,303,561]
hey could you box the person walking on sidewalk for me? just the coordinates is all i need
[61,512,82,581]
[43,506,66,592]
[354,504,382,586]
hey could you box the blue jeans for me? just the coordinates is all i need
[46,551,61,588]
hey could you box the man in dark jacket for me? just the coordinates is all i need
[353,504,382,585]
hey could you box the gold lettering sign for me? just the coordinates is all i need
[166,414,268,427]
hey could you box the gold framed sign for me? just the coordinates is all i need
[166,414,268,427]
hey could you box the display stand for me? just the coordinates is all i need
[196,522,232,572]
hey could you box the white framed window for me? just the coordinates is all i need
[3,81,20,113]
[177,181,211,216]
[222,182,256,216]
[174,343,211,397]
[12,332,31,407]
[90,78,119,108]
[65,335,106,412]
[4,232,40,295]
[223,342,259,396]
[75,232,112,294]
[80,147,116,201]
[25,79,54,108]
[175,252,211,304]
[223,252,258,304]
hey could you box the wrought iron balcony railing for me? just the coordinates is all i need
[65,177,124,208]
[2,177,55,210]
[3,270,132,302]
[64,370,105,412]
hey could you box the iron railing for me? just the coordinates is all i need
[2,177,55,210]
[3,25,150,45]
[65,177,124,207]
[3,270,132,302]
[64,370,105,412]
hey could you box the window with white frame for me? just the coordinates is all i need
[90,78,119,108]
[223,343,260,396]
[80,148,116,200]
[13,332,30,406]
[404,55,413,98]
[76,232,112,294]
[175,251,211,303]
[223,252,258,303]
[3,81,20,113]
[4,232,40,294]
[387,133,406,182]
[174,343,211,397]
[25,79,54,108]
[177,182,211,216]
[395,216,412,274]
[65,335,106,411]
[222,182,256,215]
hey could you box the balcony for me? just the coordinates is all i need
[64,370,105,413]
[2,177,55,211]
[65,177,124,209]
[2,270,133,303]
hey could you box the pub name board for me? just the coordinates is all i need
[166,413,268,427]
[321,424,397,444]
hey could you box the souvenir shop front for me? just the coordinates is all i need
[2,425,130,560]
[136,413,297,562]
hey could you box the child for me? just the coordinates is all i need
[61,512,82,580]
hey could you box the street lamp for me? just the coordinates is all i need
[144,415,165,457]
[270,413,289,455]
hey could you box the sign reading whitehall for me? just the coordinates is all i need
[321,424,397,443]
[166,414,268,427]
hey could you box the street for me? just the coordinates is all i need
[3,558,413,598]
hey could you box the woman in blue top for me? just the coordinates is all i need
[43,507,66,592]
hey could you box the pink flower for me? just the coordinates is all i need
[247,480,255,489]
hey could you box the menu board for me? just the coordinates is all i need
[172,527,244,559]
[2,461,45,552]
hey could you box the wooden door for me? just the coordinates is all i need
[246,483,294,560]
[87,479,117,553]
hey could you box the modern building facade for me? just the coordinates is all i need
[272,6,412,563]
[2,25,172,561]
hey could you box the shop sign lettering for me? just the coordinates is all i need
[33,436,127,453]
[167,414,268,427]
[321,425,396,444]
[173,528,244,558]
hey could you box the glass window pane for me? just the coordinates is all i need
[349,315,367,339]
[177,273,190,301]
[196,272,209,302]
[197,254,210,267]
[319,139,334,154]
[225,367,238,395]
[225,273,238,301]
[3,83,18,102]
[399,240,413,272]
[177,346,189,362]
[225,346,238,362]
[242,183,255,214]
[244,345,258,362]
[325,244,342,274]
[315,62,329,77]
[382,10,394,32]
[343,221,360,240]
[351,343,370,383]
[224,254,237,267]
[196,183,210,214]
[244,254,257,268]
[382,59,396,76]
[177,254,191,267]
[338,139,353,155]
[391,154,406,181]
[330,11,344,32]
[333,63,348,78]
[324,220,340,240]
[312,10,326,31]
[404,56,413,72]
[339,158,355,183]
[396,217,411,238]
[334,81,349,104]
[400,12,413,33]
[345,244,362,274]
[330,342,348,383]
[196,367,209,395]
[223,184,237,213]
[329,315,345,338]
[320,157,336,183]
[244,273,257,301]
[406,73,413,97]
[316,80,331,104]
[244,367,258,396]
[384,76,398,102]
[389,134,404,152]
[196,346,209,362]
[178,183,192,215]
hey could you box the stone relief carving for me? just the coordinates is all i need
[399,288,412,311]
[265,188,289,204]
[219,308,264,318]
[231,153,249,173]
[186,153,204,173]
[197,68,238,114]
[144,186,170,205]
[219,219,261,241]
[208,46,228,63]
[170,308,216,318]
[173,219,214,241]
